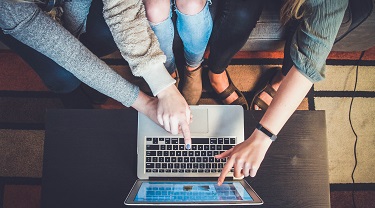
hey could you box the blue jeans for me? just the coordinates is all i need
[0,0,117,93]
[150,0,213,74]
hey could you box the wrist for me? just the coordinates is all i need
[255,123,277,141]
[156,84,177,99]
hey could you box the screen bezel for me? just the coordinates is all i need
[124,179,263,206]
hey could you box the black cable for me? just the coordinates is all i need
[349,50,365,208]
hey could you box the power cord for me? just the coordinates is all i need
[349,50,366,208]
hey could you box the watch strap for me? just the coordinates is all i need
[256,123,277,141]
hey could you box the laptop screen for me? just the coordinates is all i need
[134,181,253,202]
[125,179,263,205]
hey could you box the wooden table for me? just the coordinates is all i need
[41,109,329,207]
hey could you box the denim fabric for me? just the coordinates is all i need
[149,9,176,74]
[150,1,212,72]
[286,0,349,82]
[0,0,116,93]
[176,1,213,68]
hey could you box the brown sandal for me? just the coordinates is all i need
[250,67,280,110]
[215,70,249,110]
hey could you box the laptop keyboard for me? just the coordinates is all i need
[145,137,235,173]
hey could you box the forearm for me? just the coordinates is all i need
[1,2,140,107]
[259,66,313,135]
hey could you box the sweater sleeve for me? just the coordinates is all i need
[0,0,140,107]
[289,0,349,82]
[102,0,175,96]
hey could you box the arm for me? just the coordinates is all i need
[102,0,192,146]
[0,0,139,107]
[217,0,349,184]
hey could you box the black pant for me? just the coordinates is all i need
[208,0,264,74]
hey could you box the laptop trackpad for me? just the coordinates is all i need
[190,109,208,133]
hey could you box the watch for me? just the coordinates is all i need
[256,123,277,141]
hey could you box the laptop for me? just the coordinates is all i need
[125,105,263,206]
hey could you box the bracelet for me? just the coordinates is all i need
[256,123,277,141]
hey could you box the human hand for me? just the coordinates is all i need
[216,129,273,185]
[156,85,192,149]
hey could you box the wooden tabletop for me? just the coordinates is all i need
[41,109,329,208]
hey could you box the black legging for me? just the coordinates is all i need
[208,0,264,74]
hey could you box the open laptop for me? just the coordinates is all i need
[125,105,263,206]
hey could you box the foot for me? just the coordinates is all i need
[253,69,284,110]
[181,65,203,105]
[208,70,239,104]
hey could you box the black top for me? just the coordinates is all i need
[42,109,329,208]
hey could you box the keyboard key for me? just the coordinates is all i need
[224,138,230,144]
[146,157,151,162]
[146,169,152,172]
[179,138,184,144]
[218,138,223,144]
[165,138,170,144]
[192,138,210,144]
[171,138,178,144]
[230,138,236,144]
[210,138,217,144]
[146,137,152,141]
[223,145,233,150]
[153,138,158,144]
[146,151,156,156]
[146,163,154,168]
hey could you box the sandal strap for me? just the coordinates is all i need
[217,82,236,100]
[264,84,276,98]
[252,97,269,110]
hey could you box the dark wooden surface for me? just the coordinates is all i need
[41,109,329,208]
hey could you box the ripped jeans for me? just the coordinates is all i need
[149,0,213,74]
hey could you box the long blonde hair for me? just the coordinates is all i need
[280,0,306,25]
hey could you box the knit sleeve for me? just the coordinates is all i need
[102,0,175,96]
[0,0,140,107]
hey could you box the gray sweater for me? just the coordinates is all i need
[0,0,175,107]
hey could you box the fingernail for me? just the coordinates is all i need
[186,144,191,150]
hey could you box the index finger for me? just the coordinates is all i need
[180,121,191,150]
[218,157,235,186]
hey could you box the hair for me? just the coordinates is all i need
[280,0,306,25]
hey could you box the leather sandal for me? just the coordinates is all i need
[215,70,249,110]
[181,65,203,105]
[250,67,280,110]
